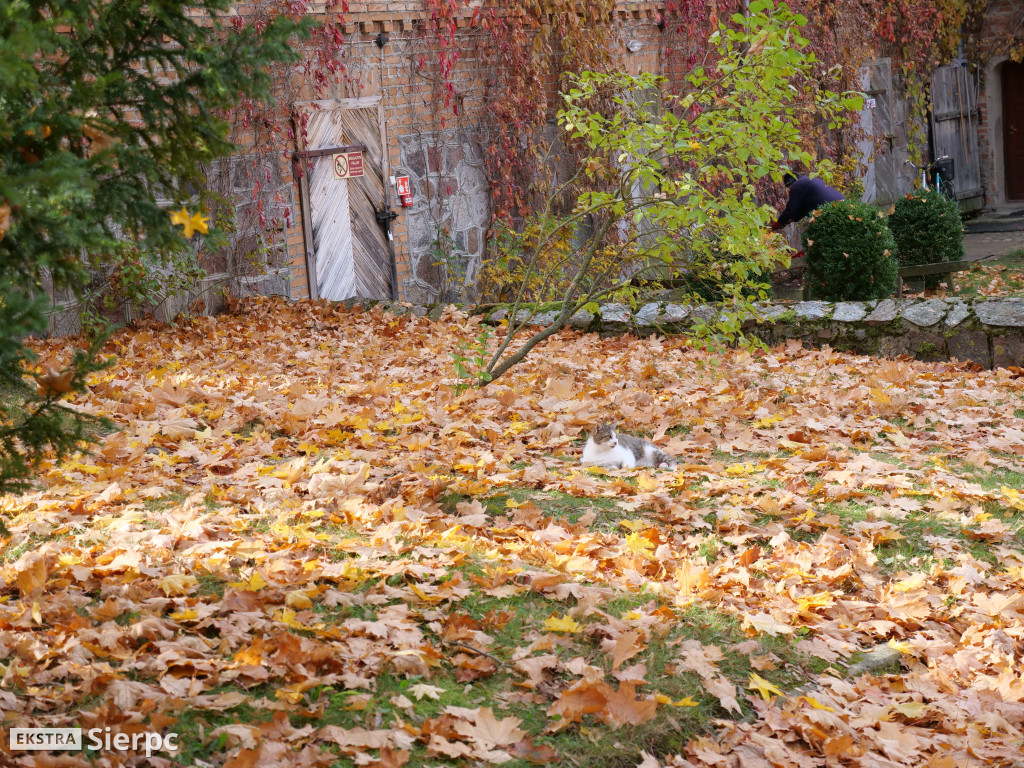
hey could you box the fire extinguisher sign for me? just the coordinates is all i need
[333,151,364,180]
[396,176,414,207]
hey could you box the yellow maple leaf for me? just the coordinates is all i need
[748,672,784,700]
[274,608,307,628]
[275,687,306,704]
[625,531,655,557]
[169,206,191,231]
[159,574,199,597]
[169,608,199,622]
[543,615,582,633]
[799,695,834,711]
[796,592,835,614]
[286,590,313,610]
[1000,486,1024,511]
[229,572,268,592]
[753,413,785,429]
[409,582,444,604]
[724,462,766,476]
[636,473,660,491]
[892,701,928,718]
[778,438,806,451]
[655,693,699,707]
[870,388,891,404]
[887,639,914,655]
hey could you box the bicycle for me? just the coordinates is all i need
[904,156,956,201]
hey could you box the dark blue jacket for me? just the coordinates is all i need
[776,176,844,228]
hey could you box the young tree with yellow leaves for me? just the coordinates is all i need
[480,1,863,384]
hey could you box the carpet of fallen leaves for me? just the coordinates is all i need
[4,297,1024,767]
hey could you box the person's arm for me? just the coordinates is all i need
[774,180,809,229]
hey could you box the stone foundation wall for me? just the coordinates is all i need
[347,297,1024,370]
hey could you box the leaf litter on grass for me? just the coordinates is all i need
[2,297,1024,766]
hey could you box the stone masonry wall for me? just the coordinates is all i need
[337,297,1024,370]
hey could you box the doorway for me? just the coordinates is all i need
[1002,61,1024,200]
[294,98,394,301]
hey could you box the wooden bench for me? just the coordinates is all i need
[783,257,973,300]
[896,260,973,297]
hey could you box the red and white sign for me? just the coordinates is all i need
[333,151,364,179]
[396,175,413,207]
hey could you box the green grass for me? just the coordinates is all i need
[958,250,1024,298]
[441,488,625,532]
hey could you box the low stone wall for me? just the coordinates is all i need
[355,296,1024,369]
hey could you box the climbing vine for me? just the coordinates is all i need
[218,1,349,275]
[420,0,476,116]
[474,2,619,223]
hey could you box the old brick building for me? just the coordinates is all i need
[251,1,1021,310]
[46,0,1021,336]
[257,2,675,306]
[977,0,1024,207]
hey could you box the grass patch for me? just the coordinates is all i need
[959,251,1024,298]
[442,488,625,532]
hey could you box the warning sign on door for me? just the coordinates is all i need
[333,151,364,179]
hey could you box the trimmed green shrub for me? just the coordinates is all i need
[803,200,899,301]
[888,188,964,272]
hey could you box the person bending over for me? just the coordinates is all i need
[769,172,844,231]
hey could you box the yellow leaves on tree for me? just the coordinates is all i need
[169,206,210,238]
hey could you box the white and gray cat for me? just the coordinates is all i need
[581,423,677,469]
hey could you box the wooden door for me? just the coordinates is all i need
[867,59,899,204]
[297,98,393,300]
[930,64,982,203]
[1003,61,1024,201]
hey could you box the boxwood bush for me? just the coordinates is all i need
[888,188,964,276]
[803,200,899,301]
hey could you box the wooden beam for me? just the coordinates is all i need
[294,144,368,160]
[292,115,320,301]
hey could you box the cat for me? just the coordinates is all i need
[581,423,677,470]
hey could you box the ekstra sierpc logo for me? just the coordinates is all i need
[9,728,178,757]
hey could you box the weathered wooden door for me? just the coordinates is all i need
[1003,61,1024,201]
[868,60,898,204]
[930,64,982,204]
[297,98,393,300]
[861,60,908,204]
